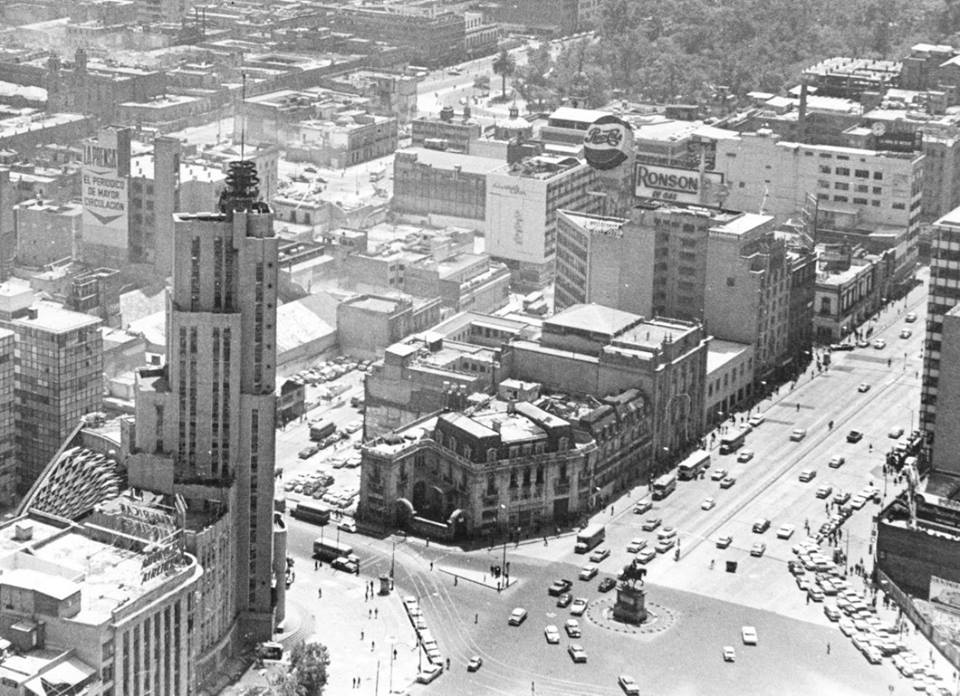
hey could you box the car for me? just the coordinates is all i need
[466,656,483,672]
[856,339,870,348]
[548,579,573,596]
[750,542,767,557]
[776,524,796,539]
[578,565,598,581]
[873,338,887,349]
[799,469,817,482]
[556,593,572,608]
[850,495,867,510]
[654,538,675,554]
[830,343,855,351]
[741,626,759,645]
[752,518,771,533]
[807,587,825,602]
[838,617,855,636]
[636,548,657,564]
[446,68,462,75]
[828,455,845,469]
[567,644,588,663]
[833,491,851,506]
[748,414,766,428]
[701,497,717,510]
[716,534,733,549]
[710,467,728,481]
[416,664,443,684]
[589,548,611,563]
[847,429,864,443]
[598,577,617,593]
[790,428,807,441]
[543,625,560,644]
[737,449,755,463]
[618,674,641,695]
[641,518,662,531]
[564,619,581,637]
[508,608,527,625]
[720,476,737,489]
[858,382,871,393]
[864,646,883,664]
[570,598,588,616]
[298,445,319,459]
[633,501,653,515]
[337,519,357,533]
[906,312,918,323]
[345,421,362,434]
[722,645,736,662]
[900,328,912,339]
[888,426,905,438]
[626,538,646,553]
[816,484,834,499]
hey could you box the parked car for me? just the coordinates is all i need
[564,619,581,637]
[741,626,758,645]
[570,598,588,616]
[633,501,653,515]
[716,535,733,549]
[720,477,736,489]
[508,608,527,625]
[737,449,755,463]
[467,656,483,672]
[906,312,918,323]
[722,646,736,662]
[589,548,611,563]
[618,674,641,695]
[748,414,766,427]
[900,328,912,339]
[578,565,598,581]
[858,383,871,393]
[752,518,771,533]
[548,579,573,597]
[889,426,905,438]
[598,577,617,593]
[847,430,864,443]
[750,542,767,557]
[816,484,834,499]
[543,626,560,644]
[829,455,845,469]
[790,428,807,441]
[701,497,717,510]
[873,339,886,349]
[626,538,646,553]
[641,518,662,531]
[799,469,817,482]
[776,524,796,539]
[567,644,588,663]
[710,468,728,481]
[556,593,572,608]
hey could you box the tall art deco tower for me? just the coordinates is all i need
[130,159,280,649]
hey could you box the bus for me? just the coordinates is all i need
[309,419,336,442]
[719,428,748,455]
[574,524,606,554]
[652,472,677,500]
[291,500,331,526]
[313,538,355,562]
[678,449,711,480]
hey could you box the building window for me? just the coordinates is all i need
[873,171,883,180]
[854,169,869,178]
[835,182,849,190]
[818,165,831,174]
[835,167,850,176]
[726,277,735,287]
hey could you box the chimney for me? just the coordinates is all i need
[439,106,454,122]
[463,104,471,121]
[491,419,501,432]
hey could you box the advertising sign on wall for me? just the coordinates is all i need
[634,163,724,204]
[583,114,633,171]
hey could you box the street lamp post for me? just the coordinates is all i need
[500,504,509,588]
[390,539,396,579]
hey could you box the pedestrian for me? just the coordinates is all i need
[430,561,434,571]
[806,593,810,605]
[446,658,451,671]
[474,613,478,624]
[371,641,375,652]
[375,608,378,618]
[361,630,364,641]
[318,587,322,599]
[827,642,831,655]
[368,609,372,619]
[314,559,318,570]
[393,648,398,660]
[454,576,458,586]
[796,403,800,412]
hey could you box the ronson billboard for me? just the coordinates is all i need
[634,164,723,203]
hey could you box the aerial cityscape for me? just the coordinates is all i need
[0,0,959,695]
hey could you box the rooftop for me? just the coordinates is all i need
[396,147,504,175]
[706,339,753,373]
[544,304,643,338]
[548,106,610,125]
[13,305,100,334]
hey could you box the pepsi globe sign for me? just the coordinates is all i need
[583,114,633,171]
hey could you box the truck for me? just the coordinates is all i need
[574,524,606,554]
[309,419,336,442]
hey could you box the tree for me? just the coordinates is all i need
[289,642,330,696]
[492,48,516,100]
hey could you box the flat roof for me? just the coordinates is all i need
[13,305,100,334]
[1,568,78,600]
[548,106,609,124]
[347,297,401,314]
[712,212,773,237]
[397,147,504,175]
[707,339,752,373]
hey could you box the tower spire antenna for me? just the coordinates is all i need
[240,71,246,161]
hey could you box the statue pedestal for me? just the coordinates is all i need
[612,582,647,625]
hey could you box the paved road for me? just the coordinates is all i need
[272,278,938,695]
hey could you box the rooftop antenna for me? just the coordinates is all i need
[240,71,247,161]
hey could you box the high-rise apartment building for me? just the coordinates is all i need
[0,328,13,504]
[556,203,792,379]
[13,306,102,490]
[920,206,960,442]
[129,160,279,650]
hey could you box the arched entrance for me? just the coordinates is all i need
[395,498,415,528]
